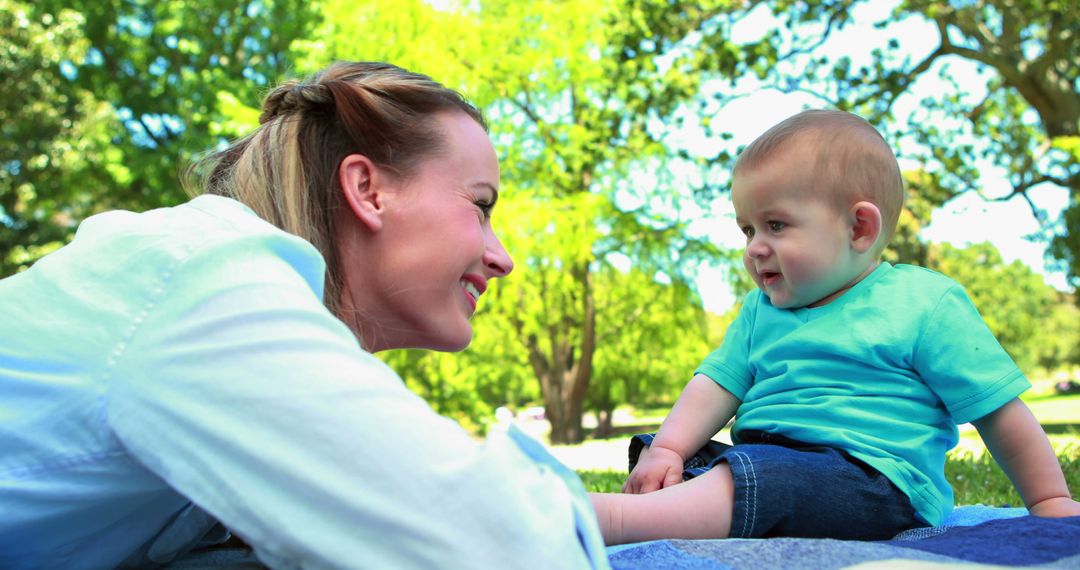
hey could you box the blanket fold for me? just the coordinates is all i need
[607,507,1080,569]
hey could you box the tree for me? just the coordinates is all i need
[1035,292,1080,373]
[884,169,958,267]
[742,0,1080,287]
[0,1,111,274]
[586,265,711,438]
[926,242,1056,371]
[1,0,320,275]
[308,0,763,443]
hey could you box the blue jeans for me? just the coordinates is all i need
[629,431,925,540]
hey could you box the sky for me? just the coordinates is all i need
[677,2,1072,314]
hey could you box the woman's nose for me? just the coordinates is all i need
[483,229,514,278]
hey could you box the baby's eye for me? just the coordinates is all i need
[740,225,754,239]
[768,221,785,232]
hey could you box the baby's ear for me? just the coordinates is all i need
[849,201,882,253]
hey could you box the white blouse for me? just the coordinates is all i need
[0,195,605,569]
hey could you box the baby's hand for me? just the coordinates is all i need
[1029,497,1080,518]
[622,445,684,494]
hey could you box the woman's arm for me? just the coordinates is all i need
[972,398,1080,517]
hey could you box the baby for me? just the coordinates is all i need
[590,109,1080,544]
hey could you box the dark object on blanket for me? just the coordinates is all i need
[1055,379,1080,395]
[607,514,1080,569]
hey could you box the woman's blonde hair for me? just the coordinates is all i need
[184,61,486,330]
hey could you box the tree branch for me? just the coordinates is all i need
[135,115,167,148]
[778,0,854,60]
[983,172,1072,224]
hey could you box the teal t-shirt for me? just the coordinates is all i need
[696,263,1029,526]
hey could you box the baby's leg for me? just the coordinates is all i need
[590,463,734,545]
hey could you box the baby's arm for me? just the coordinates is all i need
[623,374,739,494]
[972,397,1080,517]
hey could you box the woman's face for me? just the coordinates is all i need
[345,111,514,352]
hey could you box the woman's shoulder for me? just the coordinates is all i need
[18,195,330,311]
[74,195,323,277]
[76,195,281,246]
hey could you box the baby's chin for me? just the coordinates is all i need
[762,289,816,310]
[770,298,809,310]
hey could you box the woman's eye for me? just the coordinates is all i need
[475,200,494,219]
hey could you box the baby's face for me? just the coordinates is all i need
[732,154,864,309]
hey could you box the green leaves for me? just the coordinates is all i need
[9,0,1074,436]
[310,0,749,439]
[1,0,321,273]
[927,242,1058,370]
[1,0,101,273]
[770,0,1080,286]
[212,91,260,138]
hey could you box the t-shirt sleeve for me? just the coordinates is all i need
[105,232,595,569]
[695,291,757,400]
[912,283,1029,424]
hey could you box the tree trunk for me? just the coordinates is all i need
[594,407,615,439]
[532,262,596,445]
[547,378,584,444]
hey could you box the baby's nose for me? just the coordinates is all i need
[746,237,770,258]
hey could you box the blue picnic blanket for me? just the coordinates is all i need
[606,506,1080,569]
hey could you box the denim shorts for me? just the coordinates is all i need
[628,431,925,540]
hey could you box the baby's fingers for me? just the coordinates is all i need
[622,470,657,494]
[662,468,683,489]
[636,476,662,494]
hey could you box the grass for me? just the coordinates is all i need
[578,469,625,493]
[947,443,1080,506]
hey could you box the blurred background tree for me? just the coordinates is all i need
[750,0,1079,287]
[926,242,1057,372]
[1,0,319,274]
[3,0,1076,440]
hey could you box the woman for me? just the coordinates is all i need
[0,62,605,569]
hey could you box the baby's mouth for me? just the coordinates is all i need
[760,271,781,286]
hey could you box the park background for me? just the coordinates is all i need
[3,0,1078,504]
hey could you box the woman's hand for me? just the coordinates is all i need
[623,445,685,494]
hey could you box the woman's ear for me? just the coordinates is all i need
[849,201,882,254]
[339,154,386,233]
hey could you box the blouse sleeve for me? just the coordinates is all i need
[105,232,600,569]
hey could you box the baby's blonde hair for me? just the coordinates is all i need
[734,109,904,254]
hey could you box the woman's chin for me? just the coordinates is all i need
[423,325,474,353]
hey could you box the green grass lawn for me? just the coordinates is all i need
[947,443,1079,506]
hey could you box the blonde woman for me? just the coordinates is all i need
[0,62,605,569]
